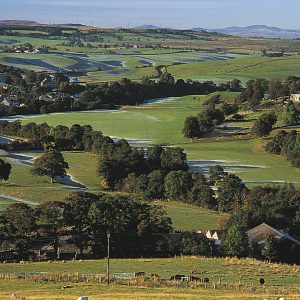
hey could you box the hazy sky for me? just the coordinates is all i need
[1,0,299,29]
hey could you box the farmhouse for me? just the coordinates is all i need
[41,77,58,89]
[290,92,300,103]
[247,223,300,248]
[0,97,21,107]
[205,230,224,245]
[34,47,49,54]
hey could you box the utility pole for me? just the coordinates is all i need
[107,232,110,285]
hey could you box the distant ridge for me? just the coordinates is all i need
[0,19,85,28]
[191,25,300,39]
[134,24,174,30]
[0,20,43,26]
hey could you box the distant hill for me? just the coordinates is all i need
[0,20,44,26]
[191,25,300,39]
[0,20,85,28]
[134,24,175,30]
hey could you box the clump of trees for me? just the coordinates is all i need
[266,130,300,167]
[182,106,225,139]
[223,183,300,263]
[251,113,277,137]
[0,191,172,258]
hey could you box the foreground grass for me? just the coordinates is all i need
[1,257,300,287]
[0,280,291,300]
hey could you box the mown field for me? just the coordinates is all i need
[1,257,300,299]
[167,55,300,83]
[0,151,223,231]
[18,94,300,186]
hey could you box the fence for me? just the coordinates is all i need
[1,272,300,296]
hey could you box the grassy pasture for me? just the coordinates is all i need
[0,280,291,300]
[1,256,300,297]
[154,201,228,231]
[18,93,300,185]
[167,55,300,83]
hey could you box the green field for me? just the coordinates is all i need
[168,55,300,83]
[1,257,300,299]
[155,201,228,231]
[0,280,292,300]
[0,151,224,231]
[17,93,300,186]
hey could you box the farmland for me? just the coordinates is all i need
[1,257,300,299]
[16,94,300,186]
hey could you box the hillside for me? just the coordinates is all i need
[192,25,300,39]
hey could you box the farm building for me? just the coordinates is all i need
[41,77,58,89]
[34,47,49,54]
[205,230,224,245]
[290,92,300,103]
[247,223,300,247]
[0,97,21,107]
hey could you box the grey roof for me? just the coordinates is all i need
[247,223,300,245]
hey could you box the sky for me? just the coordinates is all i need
[1,0,299,29]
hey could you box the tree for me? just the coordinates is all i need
[63,191,98,254]
[159,72,175,84]
[209,165,226,185]
[217,174,248,212]
[31,149,69,183]
[189,183,216,209]
[222,224,249,258]
[285,103,300,126]
[160,147,188,172]
[3,203,36,236]
[0,159,11,181]
[182,116,200,139]
[145,170,165,200]
[251,113,277,137]
[164,171,193,200]
[261,236,280,262]
[179,232,211,256]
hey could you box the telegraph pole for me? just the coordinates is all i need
[107,232,110,285]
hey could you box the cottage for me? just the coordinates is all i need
[290,92,300,103]
[41,77,58,89]
[205,230,224,245]
[247,223,300,248]
[1,97,21,107]
[34,48,49,54]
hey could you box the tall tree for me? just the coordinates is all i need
[222,224,249,258]
[31,149,69,183]
[0,159,11,182]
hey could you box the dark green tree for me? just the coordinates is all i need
[3,203,36,236]
[251,113,277,137]
[164,171,193,201]
[261,236,280,262]
[0,159,12,181]
[222,224,249,258]
[182,116,200,139]
[31,149,69,183]
[285,103,300,126]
